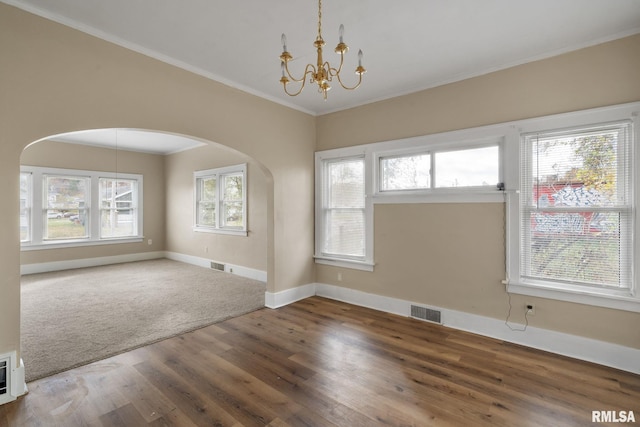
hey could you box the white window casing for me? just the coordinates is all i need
[193,163,247,236]
[505,103,639,312]
[20,166,144,250]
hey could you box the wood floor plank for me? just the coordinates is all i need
[2,296,638,426]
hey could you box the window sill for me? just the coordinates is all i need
[372,191,505,204]
[193,226,247,237]
[507,280,640,313]
[314,256,375,272]
[21,237,144,251]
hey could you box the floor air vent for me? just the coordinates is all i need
[210,262,225,272]
[410,305,442,324]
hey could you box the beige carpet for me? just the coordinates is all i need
[20,258,266,382]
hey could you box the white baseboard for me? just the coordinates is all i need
[20,251,165,275]
[310,283,640,375]
[20,251,268,283]
[265,283,316,309]
[164,251,267,282]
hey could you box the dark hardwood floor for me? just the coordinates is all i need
[1,296,638,426]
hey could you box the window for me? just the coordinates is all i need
[504,102,639,312]
[316,102,639,310]
[377,143,500,194]
[20,166,143,249]
[315,153,373,270]
[99,178,139,238]
[44,175,89,240]
[316,133,503,271]
[194,164,246,235]
[380,152,430,191]
[519,122,633,292]
[323,157,366,258]
[435,145,499,188]
[20,172,31,242]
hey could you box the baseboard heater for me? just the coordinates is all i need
[410,305,442,324]
[0,356,9,405]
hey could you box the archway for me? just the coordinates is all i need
[18,128,274,381]
[20,128,272,282]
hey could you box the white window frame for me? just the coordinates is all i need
[20,166,144,250]
[193,164,247,236]
[315,130,504,271]
[315,150,373,271]
[505,103,639,312]
[371,132,505,205]
[99,177,140,239]
[374,139,503,198]
[315,102,639,312]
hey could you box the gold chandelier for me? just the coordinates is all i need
[279,0,366,100]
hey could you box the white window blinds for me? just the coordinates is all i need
[322,157,366,259]
[520,122,632,289]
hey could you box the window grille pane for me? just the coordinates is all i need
[528,129,624,207]
[325,209,365,257]
[223,201,243,228]
[201,177,217,201]
[222,174,243,201]
[521,123,631,290]
[380,153,430,191]
[435,146,498,188]
[198,201,216,227]
[44,175,88,240]
[99,178,137,238]
[328,159,364,207]
[524,210,625,287]
[324,158,365,258]
[20,172,30,242]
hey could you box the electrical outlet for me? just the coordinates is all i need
[526,303,535,316]
[337,272,342,282]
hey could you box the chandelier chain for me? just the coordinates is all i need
[317,0,322,40]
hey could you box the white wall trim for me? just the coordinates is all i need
[21,251,268,282]
[313,283,640,375]
[164,251,267,282]
[265,283,317,309]
[20,251,165,275]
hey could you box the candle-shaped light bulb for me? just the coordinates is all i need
[358,49,363,67]
[281,33,287,51]
[339,24,344,43]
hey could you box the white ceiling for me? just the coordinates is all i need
[7,0,640,152]
[47,129,206,155]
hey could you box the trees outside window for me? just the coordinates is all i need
[194,164,246,236]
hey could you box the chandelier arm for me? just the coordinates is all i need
[282,63,318,96]
[330,50,346,76]
[334,70,364,91]
[282,79,308,97]
[284,62,316,83]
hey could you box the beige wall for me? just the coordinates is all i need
[316,34,640,349]
[2,1,639,373]
[0,4,315,361]
[20,141,166,265]
[165,144,268,271]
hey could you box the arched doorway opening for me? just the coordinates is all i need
[19,128,273,381]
